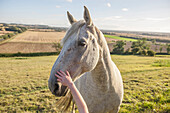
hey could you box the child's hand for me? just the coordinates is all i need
[55,70,73,87]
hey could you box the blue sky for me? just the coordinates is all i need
[0,0,170,32]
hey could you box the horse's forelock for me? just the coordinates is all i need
[60,20,85,46]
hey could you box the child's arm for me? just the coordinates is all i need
[55,71,89,113]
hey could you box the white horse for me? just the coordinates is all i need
[48,6,123,113]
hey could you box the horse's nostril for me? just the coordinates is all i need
[54,83,59,94]
[56,83,59,90]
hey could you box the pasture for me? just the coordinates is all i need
[0,55,169,112]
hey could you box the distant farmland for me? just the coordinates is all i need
[104,34,138,42]
[0,30,168,53]
[0,31,65,53]
[11,31,65,43]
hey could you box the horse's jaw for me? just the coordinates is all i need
[48,61,83,96]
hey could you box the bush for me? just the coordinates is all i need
[2,34,8,39]
[112,41,126,54]
[139,49,147,55]
[166,44,170,54]
[0,52,60,57]
[7,33,15,38]
[147,50,155,56]
[132,47,140,55]
[124,48,132,55]
[52,43,62,52]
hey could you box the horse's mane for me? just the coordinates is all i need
[61,20,85,46]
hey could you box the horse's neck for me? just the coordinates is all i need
[90,28,115,92]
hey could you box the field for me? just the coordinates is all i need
[104,34,138,42]
[10,31,65,43]
[0,30,168,53]
[0,31,65,53]
[0,55,169,112]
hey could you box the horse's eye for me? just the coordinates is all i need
[78,41,86,46]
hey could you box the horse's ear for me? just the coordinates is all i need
[67,11,77,24]
[84,6,92,26]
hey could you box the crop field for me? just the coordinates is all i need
[0,42,57,53]
[10,31,65,43]
[0,55,169,112]
[0,31,65,53]
[104,34,138,42]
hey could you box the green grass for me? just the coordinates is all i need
[104,34,138,42]
[0,55,169,112]
[152,59,170,67]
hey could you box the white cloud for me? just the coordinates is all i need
[66,0,72,3]
[145,17,170,21]
[107,3,111,7]
[122,8,128,11]
[114,16,122,19]
[56,5,61,8]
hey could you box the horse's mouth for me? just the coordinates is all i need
[52,85,68,97]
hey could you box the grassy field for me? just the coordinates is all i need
[104,34,138,42]
[0,55,169,112]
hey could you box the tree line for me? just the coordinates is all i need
[0,26,27,40]
[111,38,170,56]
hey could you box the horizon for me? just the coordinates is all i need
[1,0,170,33]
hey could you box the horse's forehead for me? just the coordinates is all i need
[79,25,96,38]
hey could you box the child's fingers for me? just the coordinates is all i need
[66,71,70,77]
[57,71,63,77]
[55,74,62,79]
[60,70,66,76]
[57,79,62,82]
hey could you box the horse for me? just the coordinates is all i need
[48,6,124,113]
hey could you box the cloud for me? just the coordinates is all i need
[145,17,170,21]
[122,8,128,11]
[114,16,122,19]
[66,0,72,3]
[56,5,61,8]
[107,3,111,7]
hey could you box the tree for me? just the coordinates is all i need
[159,44,163,53]
[147,50,155,56]
[52,43,62,52]
[124,48,132,55]
[131,38,150,55]
[112,41,126,54]
[166,44,170,54]
[155,44,158,52]
[152,39,156,44]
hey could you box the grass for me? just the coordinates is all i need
[0,55,169,112]
[104,34,138,42]
[152,59,170,67]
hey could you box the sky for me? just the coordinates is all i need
[0,0,170,33]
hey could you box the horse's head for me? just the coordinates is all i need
[48,6,100,96]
